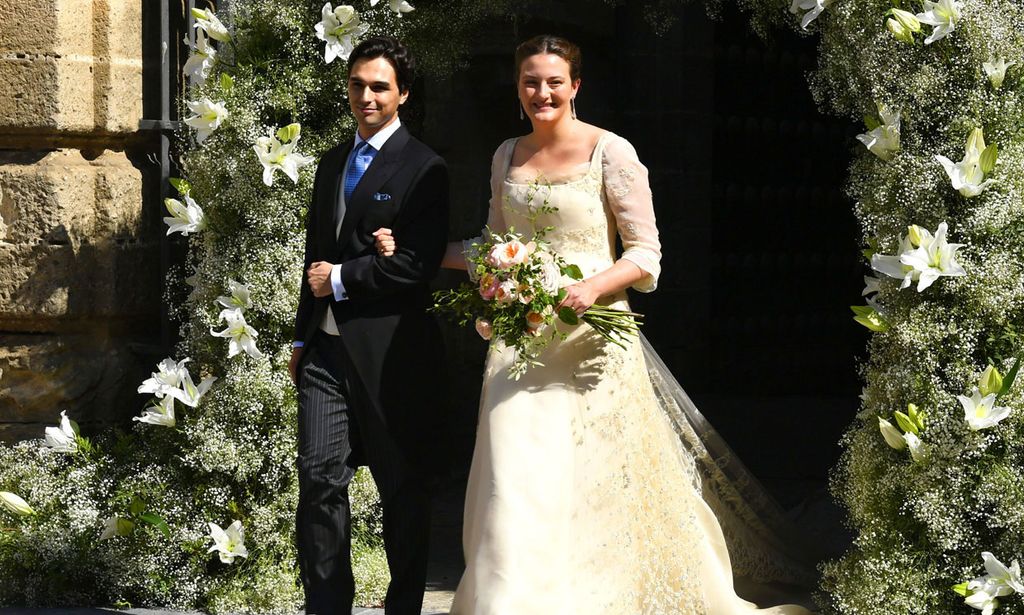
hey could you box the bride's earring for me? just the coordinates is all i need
[519,103,525,121]
[570,98,577,120]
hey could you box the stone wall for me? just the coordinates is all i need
[0,0,160,442]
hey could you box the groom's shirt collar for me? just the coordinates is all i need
[355,117,402,152]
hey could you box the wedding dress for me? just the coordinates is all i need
[449,132,816,615]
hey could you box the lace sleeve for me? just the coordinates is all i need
[602,135,662,292]
[463,139,514,272]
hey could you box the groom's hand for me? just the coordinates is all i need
[307,261,333,298]
[288,347,302,386]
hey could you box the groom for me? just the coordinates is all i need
[289,36,449,615]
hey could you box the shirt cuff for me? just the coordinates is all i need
[292,341,304,348]
[331,264,349,301]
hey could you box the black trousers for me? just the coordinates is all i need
[296,333,431,615]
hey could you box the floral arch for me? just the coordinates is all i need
[1,1,1023,614]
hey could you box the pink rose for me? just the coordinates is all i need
[479,273,500,300]
[487,240,529,269]
[474,318,493,340]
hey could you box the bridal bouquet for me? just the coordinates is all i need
[434,184,642,379]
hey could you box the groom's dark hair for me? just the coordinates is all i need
[348,36,416,94]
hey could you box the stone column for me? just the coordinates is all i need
[0,0,160,442]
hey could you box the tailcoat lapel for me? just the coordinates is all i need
[336,125,410,251]
[316,142,351,252]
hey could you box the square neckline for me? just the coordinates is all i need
[503,132,611,186]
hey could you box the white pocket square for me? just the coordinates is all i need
[372,192,392,201]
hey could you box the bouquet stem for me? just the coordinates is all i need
[580,305,643,349]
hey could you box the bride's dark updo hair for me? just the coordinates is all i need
[514,35,582,82]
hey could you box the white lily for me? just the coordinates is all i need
[983,56,1016,89]
[789,0,834,29]
[886,9,921,44]
[936,128,997,198]
[183,28,217,84]
[370,0,414,16]
[178,371,216,408]
[44,410,78,452]
[898,221,966,291]
[184,98,228,144]
[960,389,1012,431]
[315,4,369,64]
[979,365,1004,398]
[965,586,1000,615]
[0,491,35,516]
[253,124,315,187]
[163,195,206,236]
[208,520,248,564]
[980,552,1024,594]
[871,228,919,289]
[856,104,900,161]
[969,575,1014,599]
[215,279,253,312]
[211,308,263,359]
[191,8,230,43]
[100,516,134,540]
[138,357,188,397]
[138,357,215,408]
[903,431,926,462]
[873,222,965,291]
[916,0,963,45]
[133,395,177,428]
[878,417,906,450]
[965,553,1022,615]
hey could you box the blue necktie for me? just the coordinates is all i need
[344,140,374,203]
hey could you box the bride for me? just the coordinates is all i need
[375,34,817,615]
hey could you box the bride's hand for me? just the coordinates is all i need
[558,280,600,315]
[373,227,395,256]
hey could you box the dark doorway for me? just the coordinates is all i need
[424,1,862,503]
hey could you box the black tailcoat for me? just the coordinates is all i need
[294,125,449,471]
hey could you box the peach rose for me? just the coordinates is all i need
[474,318,493,340]
[494,279,518,304]
[487,240,529,269]
[525,311,545,334]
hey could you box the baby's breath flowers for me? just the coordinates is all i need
[809,0,1024,613]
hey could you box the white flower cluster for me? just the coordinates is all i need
[210,279,264,359]
[871,221,966,292]
[315,3,370,63]
[135,357,216,428]
[252,123,315,187]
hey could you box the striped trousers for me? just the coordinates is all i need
[296,333,432,615]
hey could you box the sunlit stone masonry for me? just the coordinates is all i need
[0,0,161,442]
